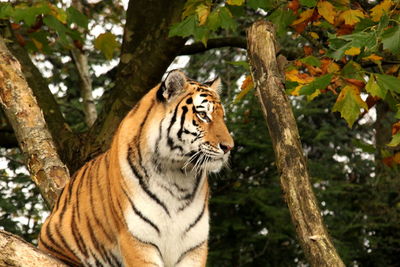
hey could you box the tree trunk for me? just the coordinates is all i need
[71,0,97,127]
[0,230,67,267]
[246,21,345,267]
[0,36,70,208]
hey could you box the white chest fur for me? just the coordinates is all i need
[121,159,209,267]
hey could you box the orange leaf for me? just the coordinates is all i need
[386,65,400,75]
[344,78,365,89]
[317,1,336,24]
[292,9,314,25]
[288,0,300,13]
[392,121,400,135]
[241,75,254,91]
[304,45,313,55]
[336,24,355,35]
[362,54,383,61]
[285,69,314,84]
[370,0,393,22]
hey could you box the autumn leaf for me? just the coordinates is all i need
[344,47,361,56]
[292,8,314,25]
[234,75,254,103]
[196,4,210,25]
[365,74,386,99]
[285,69,314,84]
[392,121,400,135]
[370,0,393,22]
[227,0,245,6]
[338,9,365,25]
[362,54,383,61]
[310,31,319,39]
[317,1,336,24]
[332,85,368,127]
[94,32,119,60]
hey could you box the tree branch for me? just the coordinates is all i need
[71,0,97,127]
[0,230,68,267]
[0,36,70,207]
[81,0,187,164]
[179,37,247,55]
[247,21,344,267]
[3,26,79,171]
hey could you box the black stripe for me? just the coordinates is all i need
[132,235,163,261]
[175,240,206,265]
[136,100,154,180]
[85,217,112,266]
[179,171,204,212]
[127,147,170,216]
[54,224,84,262]
[122,187,161,235]
[39,236,82,267]
[70,208,89,258]
[75,165,89,222]
[177,106,188,140]
[89,158,114,243]
[184,196,207,235]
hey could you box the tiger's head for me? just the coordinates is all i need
[151,69,234,173]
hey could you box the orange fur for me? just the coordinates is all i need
[39,70,233,267]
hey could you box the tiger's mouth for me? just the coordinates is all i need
[182,145,228,173]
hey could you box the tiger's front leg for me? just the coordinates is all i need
[175,242,208,267]
[119,231,163,267]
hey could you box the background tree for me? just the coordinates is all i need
[1,0,400,266]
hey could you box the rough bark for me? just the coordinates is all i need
[0,36,70,207]
[0,230,67,267]
[2,26,79,171]
[71,0,97,127]
[247,21,345,267]
[83,0,187,163]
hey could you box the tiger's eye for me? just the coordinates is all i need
[198,112,207,118]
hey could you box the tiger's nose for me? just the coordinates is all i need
[219,143,233,154]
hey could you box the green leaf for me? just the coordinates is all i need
[341,61,363,80]
[169,14,197,38]
[13,4,50,26]
[268,9,295,36]
[375,74,400,94]
[94,32,119,60]
[327,42,351,60]
[387,133,400,147]
[352,139,375,153]
[0,3,14,19]
[206,8,220,30]
[332,85,368,128]
[300,0,317,7]
[354,18,375,32]
[247,0,273,10]
[226,60,250,70]
[219,7,237,31]
[299,56,321,67]
[43,15,69,46]
[365,74,387,99]
[382,25,400,55]
[300,73,333,95]
[339,31,377,49]
[67,7,88,29]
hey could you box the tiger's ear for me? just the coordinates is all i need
[157,69,187,102]
[205,77,222,94]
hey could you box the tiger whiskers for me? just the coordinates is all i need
[182,151,202,174]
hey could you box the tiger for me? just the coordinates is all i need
[38,69,234,267]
